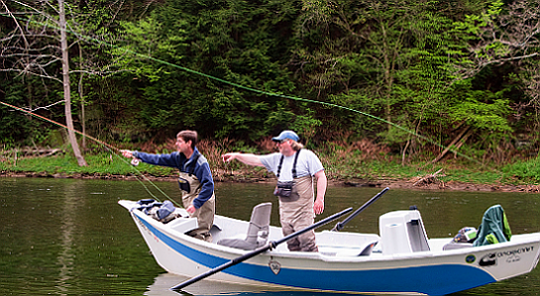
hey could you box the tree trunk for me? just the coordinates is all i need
[79,45,86,150]
[59,0,87,166]
[430,126,471,164]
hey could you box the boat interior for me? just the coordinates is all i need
[129,200,515,257]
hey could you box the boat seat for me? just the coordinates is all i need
[217,202,272,250]
[209,224,222,237]
[443,241,474,250]
[359,241,378,256]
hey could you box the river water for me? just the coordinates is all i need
[1,177,539,296]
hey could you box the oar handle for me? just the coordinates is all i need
[170,206,353,291]
[332,187,389,232]
[273,206,353,246]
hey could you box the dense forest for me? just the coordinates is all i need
[1,0,539,167]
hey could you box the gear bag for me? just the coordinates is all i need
[274,181,295,197]
[273,149,301,198]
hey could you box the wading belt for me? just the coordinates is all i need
[276,149,301,178]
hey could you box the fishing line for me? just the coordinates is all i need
[0,7,482,166]
[0,100,183,206]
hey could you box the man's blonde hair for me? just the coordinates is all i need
[290,140,304,151]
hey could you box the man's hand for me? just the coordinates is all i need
[313,170,327,215]
[221,152,239,162]
[186,204,196,214]
[221,153,265,167]
[120,149,133,158]
[314,198,324,215]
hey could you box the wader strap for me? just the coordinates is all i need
[276,149,301,178]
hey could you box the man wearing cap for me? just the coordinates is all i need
[222,130,326,252]
[121,130,215,242]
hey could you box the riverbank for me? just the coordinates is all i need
[2,170,538,193]
[2,146,539,193]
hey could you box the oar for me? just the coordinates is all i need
[331,187,389,232]
[170,206,353,291]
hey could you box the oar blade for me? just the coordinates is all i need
[170,245,271,291]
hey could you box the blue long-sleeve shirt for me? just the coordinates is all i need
[133,147,214,209]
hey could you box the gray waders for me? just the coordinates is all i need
[274,149,318,252]
[278,175,318,252]
[178,172,215,242]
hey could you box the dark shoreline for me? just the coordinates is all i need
[2,171,538,193]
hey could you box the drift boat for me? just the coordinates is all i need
[118,199,540,295]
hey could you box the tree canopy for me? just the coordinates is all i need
[1,0,539,163]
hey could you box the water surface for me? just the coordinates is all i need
[1,177,539,296]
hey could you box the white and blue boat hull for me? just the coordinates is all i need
[119,200,540,295]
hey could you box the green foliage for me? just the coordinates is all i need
[2,138,539,186]
[108,0,305,141]
[1,0,539,172]
[449,90,512,132]
[0,153,176,176]
[0,75,60,146]
[442,169,506,184]
[117,16,188,81]
[503,157,540,183]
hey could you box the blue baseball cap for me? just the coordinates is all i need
[272,130,299,142]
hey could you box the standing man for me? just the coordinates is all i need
[222,130,326,252]
[121,130,215,242]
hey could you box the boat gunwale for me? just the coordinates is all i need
[121,200,540,265]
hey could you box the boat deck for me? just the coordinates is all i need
[154,206,461,257]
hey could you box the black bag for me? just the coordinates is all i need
[178,177,191,193]
[274,181,295,198]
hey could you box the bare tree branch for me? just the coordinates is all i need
[455,0,540,79]
[0,0,29,47]
[22,99,65,112]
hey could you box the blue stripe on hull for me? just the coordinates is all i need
[136,215,495,295]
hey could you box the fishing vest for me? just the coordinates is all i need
[177,153,215,239]
[177,154,200,195]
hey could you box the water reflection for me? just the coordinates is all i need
[1,177,539,296]
[146,273,381,296]
[56,181,78,295]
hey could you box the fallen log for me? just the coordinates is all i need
[2,148,61,157]
[431,127,471,164]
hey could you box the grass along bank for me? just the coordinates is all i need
[1,140,539,193]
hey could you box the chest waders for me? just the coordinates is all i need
[178,156,215,242]
[276,150,318,252]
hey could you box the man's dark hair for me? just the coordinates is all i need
[177,130,198,149]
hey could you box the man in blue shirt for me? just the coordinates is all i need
[122,130,215,242]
